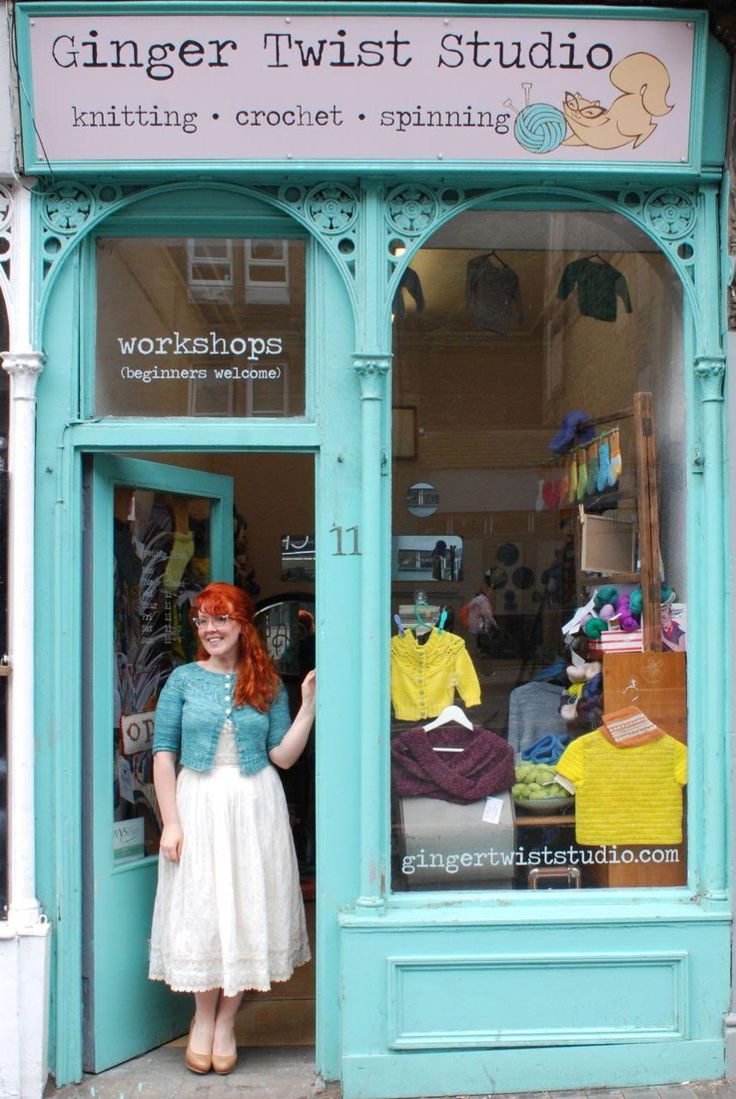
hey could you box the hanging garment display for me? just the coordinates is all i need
[393,267,426,319]
[392,722,515,804]
[390,627,481,720]
[465,253,523,334]
[557,256,633,322]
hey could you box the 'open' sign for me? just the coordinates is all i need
[120,711,155,755]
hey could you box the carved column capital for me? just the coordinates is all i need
[1,352,45,401]
[352,352,392,400]
[694,353,726,402]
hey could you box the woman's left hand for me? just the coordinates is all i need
[301,668,316,707]
[269,669,317,769]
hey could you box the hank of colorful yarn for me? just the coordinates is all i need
[614,593,639,631]
[594,585,618,612]
[629,585,675,618]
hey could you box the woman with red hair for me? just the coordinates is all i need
[148,582,316,1076]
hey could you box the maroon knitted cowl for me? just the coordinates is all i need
[391,723,515,804]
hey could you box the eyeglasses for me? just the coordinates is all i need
[192,614,232,630]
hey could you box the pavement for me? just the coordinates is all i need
[43,1045,339,1099]
[40,1048,736,1099]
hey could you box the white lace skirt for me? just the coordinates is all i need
[149,760,310,996]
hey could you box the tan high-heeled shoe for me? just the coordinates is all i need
[211,1038,238,1075]
[184,1021,212,1075]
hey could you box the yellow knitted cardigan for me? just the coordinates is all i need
[390,628,481,721]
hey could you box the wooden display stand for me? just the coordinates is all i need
[516,395,687,888]
[574,394,687,886]
[574,391,662,650]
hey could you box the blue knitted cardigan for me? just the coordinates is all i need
[152,662,291,775]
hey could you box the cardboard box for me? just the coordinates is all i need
[579,510,636,575]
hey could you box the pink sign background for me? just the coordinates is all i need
[24,14,696,164]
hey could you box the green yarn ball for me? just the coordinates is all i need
[583,617,607,639]
[594,585,618,612]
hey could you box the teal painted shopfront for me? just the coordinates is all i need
[12,4,734,1095]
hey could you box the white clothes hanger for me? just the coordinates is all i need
[424,705,473,731]
[423,705,474,750]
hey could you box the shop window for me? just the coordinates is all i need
[94,237,306,418]
[390,208,686,894]
[111,486,216,861]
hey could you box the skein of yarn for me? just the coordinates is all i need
[514,104,567,153]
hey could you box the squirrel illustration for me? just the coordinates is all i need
[562,52,673,150]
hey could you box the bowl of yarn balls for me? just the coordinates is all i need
[512,762,574,814]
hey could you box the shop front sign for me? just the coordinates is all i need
[15,7,702,170]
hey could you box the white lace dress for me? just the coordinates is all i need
[149,720,310,996]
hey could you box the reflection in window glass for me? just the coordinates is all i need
[95,238,306,417]
[390,209,687,893]
[113,488,211,861]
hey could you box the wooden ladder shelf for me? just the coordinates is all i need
[576,391,662,652]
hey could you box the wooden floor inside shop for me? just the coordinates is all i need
[168,900,316,1048]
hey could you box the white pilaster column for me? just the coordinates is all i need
[1,350,45,926]
[0,177,51,1099]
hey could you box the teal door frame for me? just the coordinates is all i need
[31,160,732,1092]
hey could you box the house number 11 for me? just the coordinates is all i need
[330,524,361,556]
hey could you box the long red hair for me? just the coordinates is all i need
[194,582,280,712]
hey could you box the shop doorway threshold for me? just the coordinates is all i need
[43,1059,734,1099]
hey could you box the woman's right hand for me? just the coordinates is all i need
[159,823,184,862]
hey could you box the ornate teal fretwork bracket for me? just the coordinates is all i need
[38,179,363,280]
[695,353,726,402]
[39,181,132,282]
[616,186,697,276]
[37,179,363,325]
[277,181,359,287]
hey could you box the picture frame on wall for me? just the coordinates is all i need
[392,406,417,460]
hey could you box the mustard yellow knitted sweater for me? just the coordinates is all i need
[390,629,481,721]
[556,729,687,846]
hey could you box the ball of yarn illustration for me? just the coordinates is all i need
[514,103,567,154]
